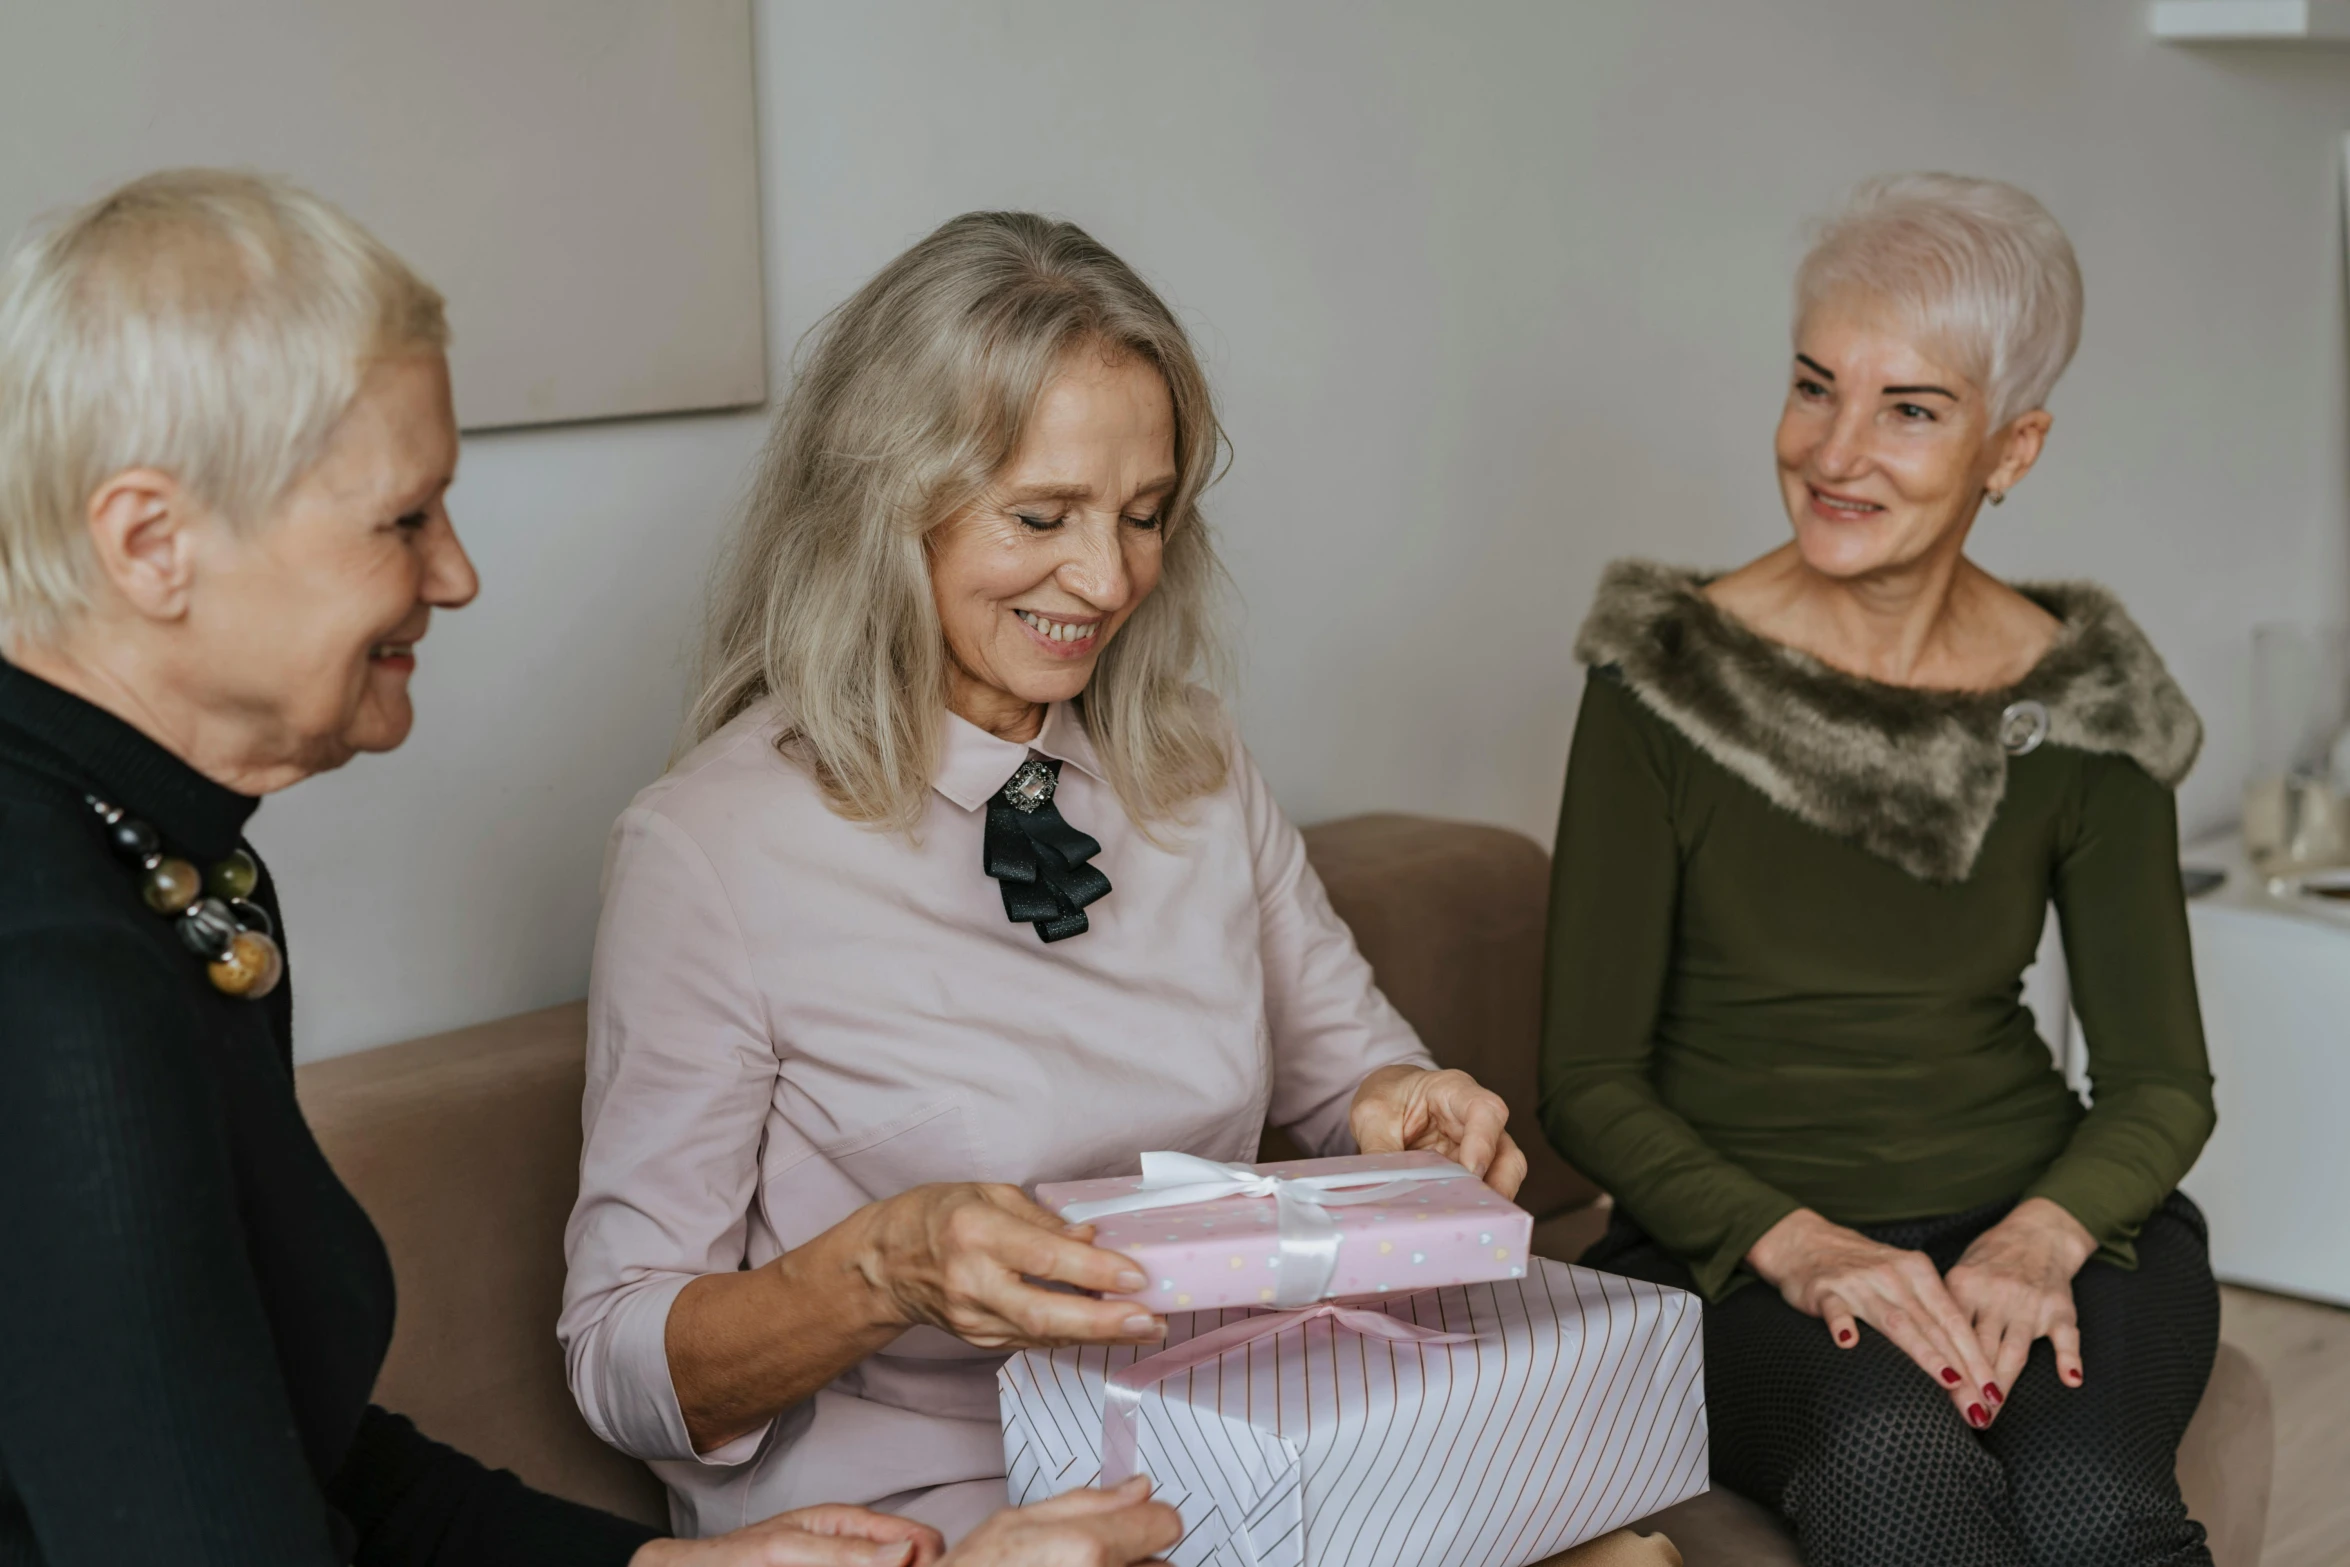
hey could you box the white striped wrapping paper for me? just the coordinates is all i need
[998,1259,1708,1567]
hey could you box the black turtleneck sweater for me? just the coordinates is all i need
[0,660,660,1566]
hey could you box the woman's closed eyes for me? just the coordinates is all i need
[1013,510,1163,533]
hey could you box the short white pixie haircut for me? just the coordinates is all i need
[1796,172,2084,428]
[0,168,446,643]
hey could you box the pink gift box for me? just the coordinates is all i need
[1034,1150,1533,1312]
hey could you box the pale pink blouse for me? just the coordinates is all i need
[559,698,1432,1537]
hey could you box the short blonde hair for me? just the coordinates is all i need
[0,168,447,643]
[1796,172,2083,427]
[688,210,1230,832]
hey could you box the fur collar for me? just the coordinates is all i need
[1574,560,2202,883]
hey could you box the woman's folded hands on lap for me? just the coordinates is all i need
[1746,1199,2096,1429]
[1942,1197,2097,1398]
[1747,1208,2003,1428]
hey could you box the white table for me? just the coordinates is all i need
[2176,832,2350,1306]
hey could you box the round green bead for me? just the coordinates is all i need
[141,857,201,915]
[206,847,259,902]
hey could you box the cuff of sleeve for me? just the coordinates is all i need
[2019,1165,2132,1254]
[1284,1050,1439,1159]
[1686,1191,1802,1303]
[579,1274,774,1468]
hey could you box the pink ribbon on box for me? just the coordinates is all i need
[1098,1301,1481,1486]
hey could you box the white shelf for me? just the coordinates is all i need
[2152,0,2350,40]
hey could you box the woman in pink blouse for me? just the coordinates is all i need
[559,212,1526,1545]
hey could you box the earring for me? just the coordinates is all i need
[1986,488,2006,507]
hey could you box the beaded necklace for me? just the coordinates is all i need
[86,795,284,999]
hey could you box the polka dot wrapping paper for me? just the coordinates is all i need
[1034,1150,1534,1312]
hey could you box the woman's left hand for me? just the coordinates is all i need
[632,1504,946,1567]
[1941,1196,2098,1419]
[1347,1064,1526,1199]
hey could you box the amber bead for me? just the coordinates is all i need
[207,929,284,999]
[206,847,259,902]
[141,857,202,915]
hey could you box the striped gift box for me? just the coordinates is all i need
[998,1259,1707,1567]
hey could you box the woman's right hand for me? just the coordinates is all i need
[1746,1207,2001,1429]
[632,1504,944,1566]
[853,1183,1167,1350]
[669,1182,1163,1455]
[630,1480,1181,1567]
[940,1478,1183,1567]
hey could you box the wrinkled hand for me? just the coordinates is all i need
[1747,1208,2000,1428]
[854,1182,1165,1350]
[632,1504,945,1567]
[1347,1065,1526,1199]
[942,1478,1182,1567]
[1943,1197,2095,1405]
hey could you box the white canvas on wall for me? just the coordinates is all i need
[0,0,766,431]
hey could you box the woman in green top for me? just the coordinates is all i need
[1542,174,2218,1567]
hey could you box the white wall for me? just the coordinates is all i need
[261,0,2350,1061]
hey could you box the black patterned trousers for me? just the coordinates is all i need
[1583,1193,2219,1567]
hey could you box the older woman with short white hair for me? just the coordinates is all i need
[0,169,1176,1567]
[560,212,1527,1543]
[1544,174,2218,1564]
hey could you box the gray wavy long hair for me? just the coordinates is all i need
[685,211,1231,831]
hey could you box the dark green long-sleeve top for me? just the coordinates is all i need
[1538,564,2217,1301]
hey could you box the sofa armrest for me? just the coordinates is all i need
[299,1003,670,1528]
[1300,812,1602,1220]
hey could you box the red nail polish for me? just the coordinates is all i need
[2066,1368,2082,1384]
[1940,1367,1961,1385]
[1837,1328,1854,1344]
[1967,1404,1988,1427]
[1985,1383,2002,1404]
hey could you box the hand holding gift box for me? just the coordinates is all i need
[1036,1150,1535,1312]
[998,1259,1708,1567]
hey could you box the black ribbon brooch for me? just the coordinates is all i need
[984,756,1111,943]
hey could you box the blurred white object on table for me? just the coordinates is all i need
[2176,830,2350,1307]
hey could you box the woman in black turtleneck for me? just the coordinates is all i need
[0,170,1178,1567]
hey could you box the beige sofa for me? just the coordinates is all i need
[298,813,2273,1566]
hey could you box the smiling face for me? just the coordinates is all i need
[189,353,475,775]
[927,345,1176,739]
[1774,295,2049,581]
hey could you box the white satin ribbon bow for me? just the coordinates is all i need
[1055,1150,1478,1309]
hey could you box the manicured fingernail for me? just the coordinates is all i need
[1984,1383,2002,1404]
[1123,1315,1162,1337]
[1940,1367,1961,1385]
[2065,1368,2083,1384]
[1836,1329,1854,1344]
[1967,1404,1988,1428]
[1115,1271,1148,1292]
